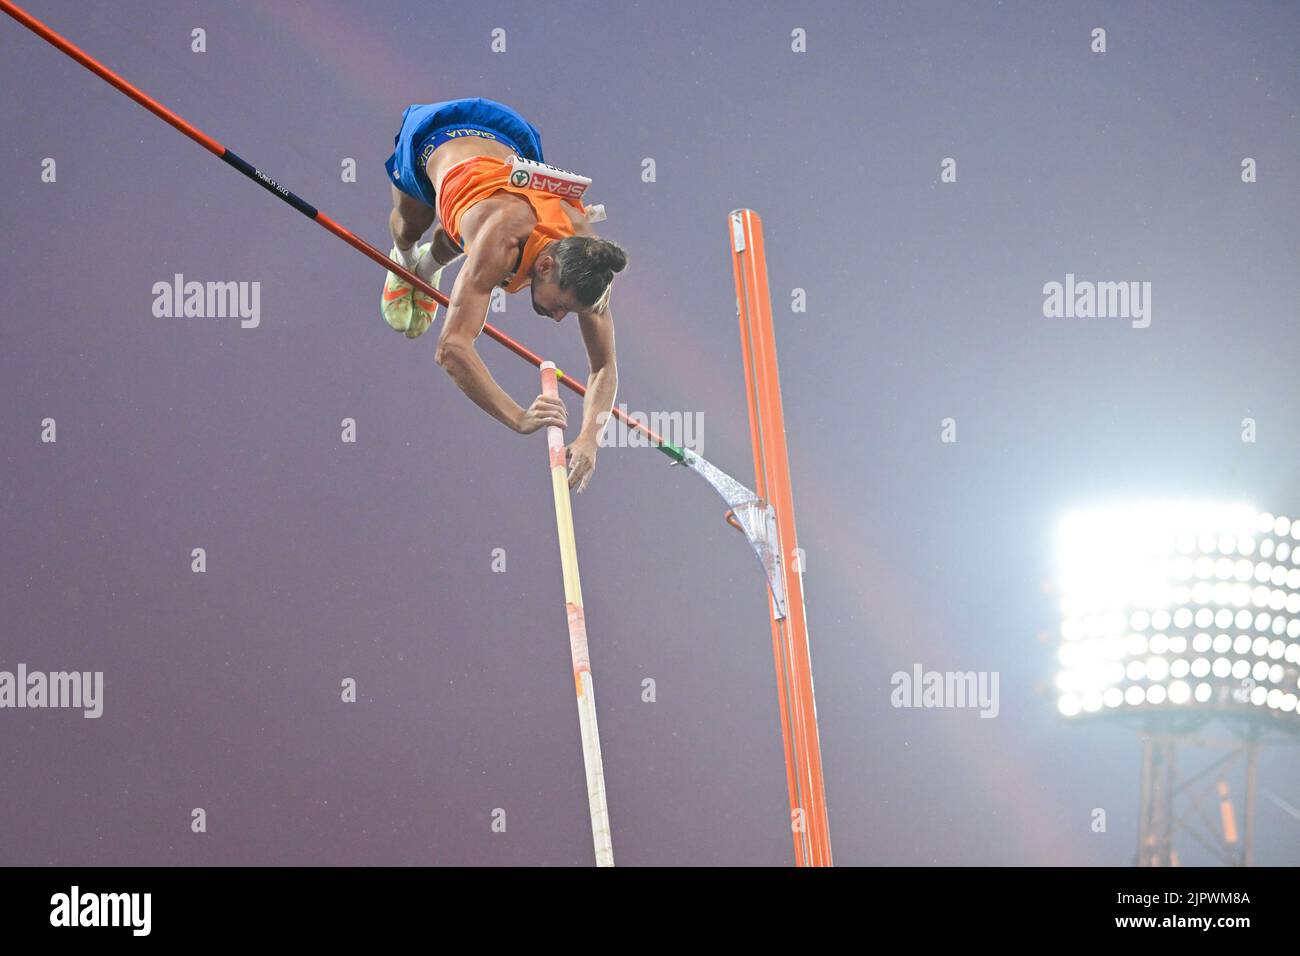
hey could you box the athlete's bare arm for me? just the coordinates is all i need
[565,303,616,492]
[433,206,565,435]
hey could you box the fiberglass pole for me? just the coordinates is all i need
[540,361,614,867]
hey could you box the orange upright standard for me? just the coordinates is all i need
[728,210,833,867]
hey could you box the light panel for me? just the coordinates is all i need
[1056,502,1300,722]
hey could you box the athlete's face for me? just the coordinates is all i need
[531,276,582,323]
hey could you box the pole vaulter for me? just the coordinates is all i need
[2,0,832,865]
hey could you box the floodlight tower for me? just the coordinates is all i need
[1054,503,1300,866]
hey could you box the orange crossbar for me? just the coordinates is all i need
[728,210,832,866]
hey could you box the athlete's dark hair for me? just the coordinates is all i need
[550,236,628,310]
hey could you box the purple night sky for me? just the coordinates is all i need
[1,0,1298,865]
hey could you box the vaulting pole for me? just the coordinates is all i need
[540,361,614,867]
[728,209,832,866]
[0,0,689,461]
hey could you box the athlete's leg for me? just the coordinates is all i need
[383,184,432,336]
[389,184,437,269]
[429,224,466,268]
[382,184,445,339]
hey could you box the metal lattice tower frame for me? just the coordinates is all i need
[1134,712,1295,867]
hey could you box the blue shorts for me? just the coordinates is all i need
[384,97,546,208]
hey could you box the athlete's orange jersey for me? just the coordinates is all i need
[437,156,588,293]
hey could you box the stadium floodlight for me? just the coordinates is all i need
[1054,500,1300,866]
[1055,502,1300,725]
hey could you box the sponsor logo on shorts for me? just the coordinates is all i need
[421,129,500,165]
[444,128,498,141]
